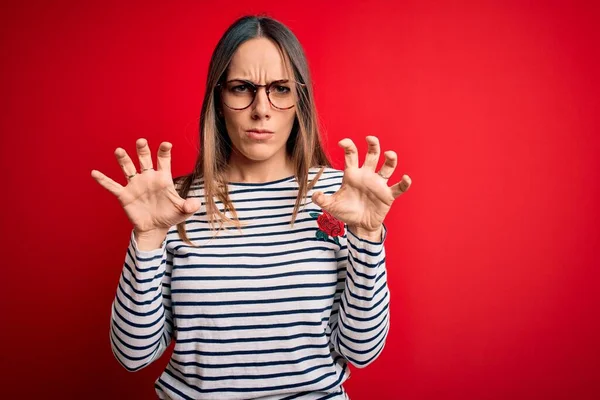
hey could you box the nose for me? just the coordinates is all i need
[251,87,271,119]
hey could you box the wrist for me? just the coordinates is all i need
[348,225,383,242]
[133,228,168,251]
[134,226,168,236]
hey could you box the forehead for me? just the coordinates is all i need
[227,37,290,80]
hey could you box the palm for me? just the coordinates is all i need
[119,170,192,232]
[321,167,394,230]
[91,139,201,234]
[312,136,411,233]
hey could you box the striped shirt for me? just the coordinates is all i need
[110,167,390,400]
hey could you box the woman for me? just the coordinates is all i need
[91,14,411,400]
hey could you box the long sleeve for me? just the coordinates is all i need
[328,224,390,368]
[109,229,174,372]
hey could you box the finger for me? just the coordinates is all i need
[136,138,154,172]
[182,197,202,214]
[156,142,173,174]
[311,191,334,212]
[363,136,380,171]
[390,174,412,199]
[91,169,124,197]
[338,138,358,169]
[378,151,398,181]
[115,147,138,180]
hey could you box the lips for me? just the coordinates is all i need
[245,129,274,140]
[246,129,274,133]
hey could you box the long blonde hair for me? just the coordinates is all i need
[175,15,332,245]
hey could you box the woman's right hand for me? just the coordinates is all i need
[91,138,202,239]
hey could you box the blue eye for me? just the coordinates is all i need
[232,85,250,92]
[273,86,290,94]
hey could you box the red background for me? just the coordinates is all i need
[2,0,599,399]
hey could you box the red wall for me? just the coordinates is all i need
[2,0,599,398]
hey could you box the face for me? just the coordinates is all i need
[220,37,297,164]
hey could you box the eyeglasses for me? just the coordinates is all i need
[216,79,305,110]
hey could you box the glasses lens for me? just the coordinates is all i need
[222,80,254,109]
[268,81,295,109]
[221,80,297,110]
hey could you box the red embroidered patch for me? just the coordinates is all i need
[309,210,344,245]
[317,211,345,237]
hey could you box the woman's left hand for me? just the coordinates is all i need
[311,136,412,241]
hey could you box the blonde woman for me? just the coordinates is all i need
[91,14,411,400]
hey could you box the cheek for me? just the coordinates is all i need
[278,113,296,141]
[222,111,244,134]
[285,111,296,126]
[281,111,296,132]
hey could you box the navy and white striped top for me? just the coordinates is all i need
[110,167,390,400]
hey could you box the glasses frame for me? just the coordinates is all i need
[216,79,306,111]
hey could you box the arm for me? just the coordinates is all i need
[109,229,174,372]
[328,224,390,368]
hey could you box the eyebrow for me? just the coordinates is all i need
[226,78,290,84]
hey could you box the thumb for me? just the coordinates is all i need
[312,191,332,212]
[182,198,202,214]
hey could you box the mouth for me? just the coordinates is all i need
[245,129,275,140]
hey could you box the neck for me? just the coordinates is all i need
[226,150,295,184]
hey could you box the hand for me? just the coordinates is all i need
[91,138,201,235]
[311,136,411,239]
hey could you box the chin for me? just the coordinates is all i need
[237,146,280,162]
[234,133,289,161]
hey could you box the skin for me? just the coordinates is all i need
[221,37,297,183]
[312,136,412,241]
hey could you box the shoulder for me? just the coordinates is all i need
[309,165,343,177]
[308,166,344,188]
